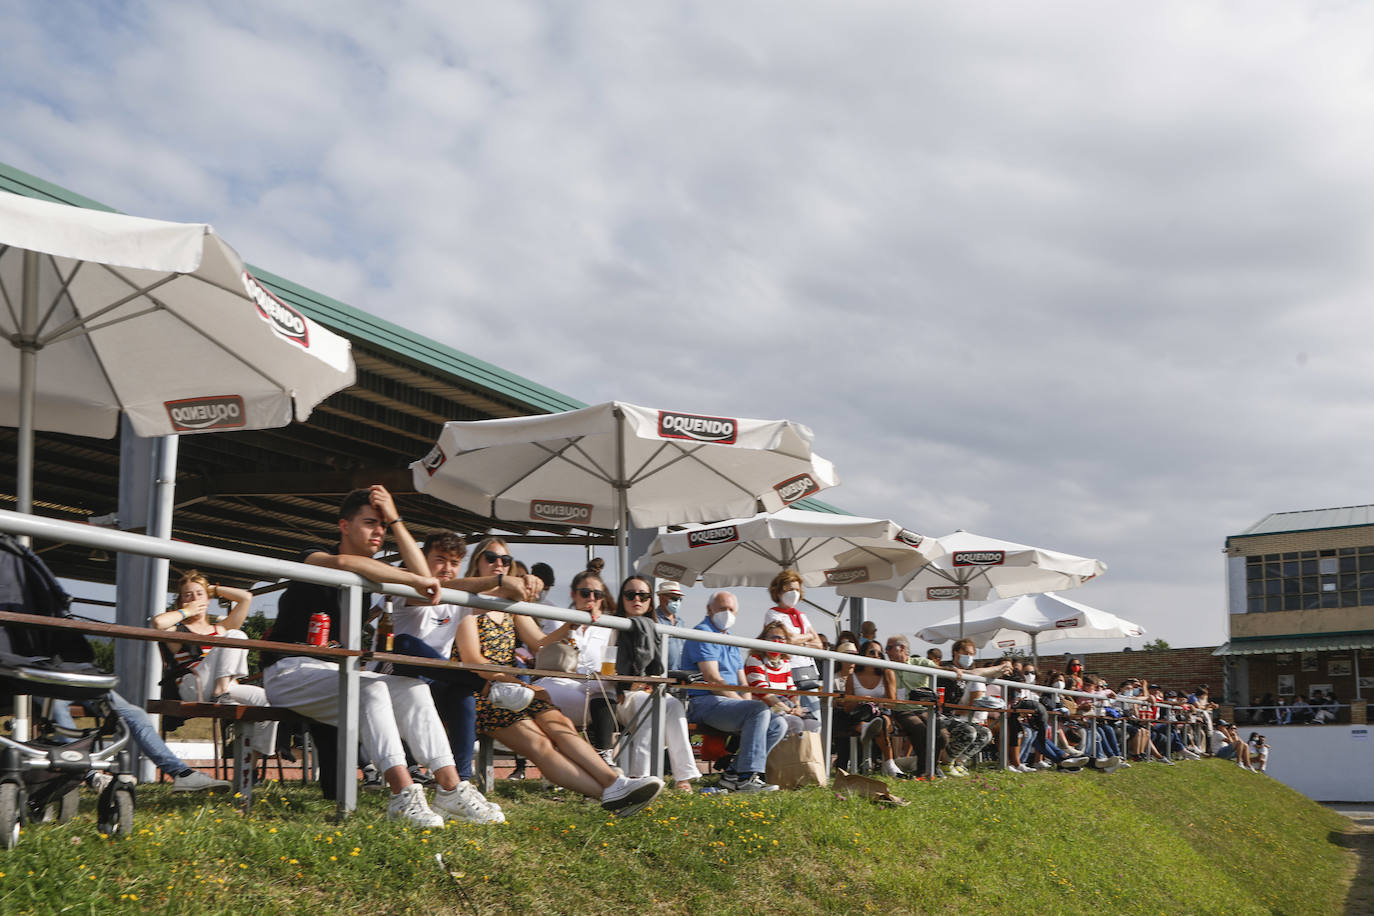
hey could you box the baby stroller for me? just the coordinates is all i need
[0,534,134,847]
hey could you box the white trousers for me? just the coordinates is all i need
[264,656,454,774]
[176,629,277,756]
[616,690,701,783]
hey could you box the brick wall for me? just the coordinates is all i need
[1031,646,1226,693]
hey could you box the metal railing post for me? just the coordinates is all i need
[648,632,667,779]
[819,657,833,779]
[335,584,361,819]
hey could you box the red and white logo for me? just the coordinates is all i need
[653,561,687,581]
[774,473,819,505]
[529,500,593,524]
[1054,617,1080,629]
[926,586,968,600]
[418,445,447,476]
[242,271,310,348]
[823,566,870,586]
[997,639,1016,648]
[164,395,245,431]
[657,411,738,444]
[687,525,739,548]
[894,529,924,548]
[952,550,1005,567]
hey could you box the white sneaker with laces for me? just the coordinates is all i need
[600,775,664,816]
[433,782,505,825]
[172,770,231,792]
[1016,763,1037,773]
[718,772,779,793]
[387,784,444,828]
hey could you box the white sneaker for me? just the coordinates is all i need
[882,759,904,780]
[172,770,231,792]
[1015,763,1037,773]
[600,775,664,816]
[386,784,444,828]
[87,771,113,794]
[1094,755,1123,774]
[717,772,779,794]
[1034,760,1053,770]
[433,782,505,825]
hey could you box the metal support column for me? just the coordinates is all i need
[335,584,361,818]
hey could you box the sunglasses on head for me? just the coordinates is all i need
[481,551,513,566]
[576,587,606,600]
[622,590,652,601]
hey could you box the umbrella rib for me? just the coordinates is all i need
[35,270,178,345]
[33,256,85,338]
[621,440,677,485]
[630,441,757,496]
[45,303,163,345]
[0,265,17,335]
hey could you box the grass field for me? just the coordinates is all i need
[0,759,1364,915]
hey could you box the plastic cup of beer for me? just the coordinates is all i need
[601,660,617,676]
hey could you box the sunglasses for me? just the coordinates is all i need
[765,635,787,643]
[576,587,606,600]
[622,590,652,601]
[481,551,513,566]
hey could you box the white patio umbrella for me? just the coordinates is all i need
[916,591,1145,666]
[838,529,1107,638]
[0,192,356,513]
[636,506,942,592]
[410,401,839,580]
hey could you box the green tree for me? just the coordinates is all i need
[1142,638,1171,652]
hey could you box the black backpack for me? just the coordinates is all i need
[0,532,94,664]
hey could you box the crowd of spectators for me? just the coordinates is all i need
[122,485,1279,830]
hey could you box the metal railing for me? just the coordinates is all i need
[0,509,1170,815]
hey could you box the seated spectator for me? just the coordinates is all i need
[652,580,686,673]
[528,559,619,762]
[859,619,878,646]
[744,621,819,737]
[926,647,944,665]
[938,639,1011,776]
[383,531,533,817]
[1249,733,1270,772]
[455,568,663,816]
[1311,691,1338,724]
[1273,696,1291,725]
[762,570,825,714]
[262,485,505,826]
[681,591,786,793]
[152,571,276,766]
[1288,694,1312,724]
[1010,686,1090,773]
[884,634,947,776]
[843,640,904,780]
[612,576,701,792]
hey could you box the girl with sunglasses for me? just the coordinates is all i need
[743,621,818,738]
[455,549,662,814]
[844,639,903,780]
[529,559,619,762]
[611,576,701,791]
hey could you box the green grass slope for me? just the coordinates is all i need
[0,760,1360,916]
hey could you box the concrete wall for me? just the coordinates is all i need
[1259,724,1374,802]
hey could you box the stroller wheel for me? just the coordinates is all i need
[96,785,134,839]
[0,783,19,849]
[43,788,80,824]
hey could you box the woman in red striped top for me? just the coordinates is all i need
[743,622,817,736]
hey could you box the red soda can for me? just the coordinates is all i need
[306,612,330,646]
[936,687,946,706]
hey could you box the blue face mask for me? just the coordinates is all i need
[664,598,681,616]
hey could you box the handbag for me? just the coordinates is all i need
[791,662,822,691]
[764,731,826,789]
[535,640,578,674]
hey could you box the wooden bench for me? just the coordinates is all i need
[147,700,318,808]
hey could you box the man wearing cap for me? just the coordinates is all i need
[654,580,686,672]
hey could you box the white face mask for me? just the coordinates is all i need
[710,610,736,632]
[1052,680,1065,689]
[779,589,801,608]
[1024,673,1036,684]
[956,654,974,667]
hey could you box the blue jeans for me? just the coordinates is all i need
[1089,721,1121,757]
[391,633,480,781]
[687,694,787,775]
[51,690,188,776]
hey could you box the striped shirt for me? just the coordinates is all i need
[744,653,795,702]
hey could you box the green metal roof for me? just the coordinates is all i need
[1232,505,1374,540]
[1213,632,1374,656]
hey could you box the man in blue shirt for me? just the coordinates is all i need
[682,591,786,792]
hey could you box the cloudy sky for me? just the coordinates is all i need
[5,1,1373,651]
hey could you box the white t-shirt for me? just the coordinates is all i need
[389,598,473,658]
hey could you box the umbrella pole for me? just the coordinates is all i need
[16,251,39,528]
[1031,633,1039,670]
[614,406,628,584]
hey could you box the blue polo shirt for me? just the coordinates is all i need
[682,617,743,698]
